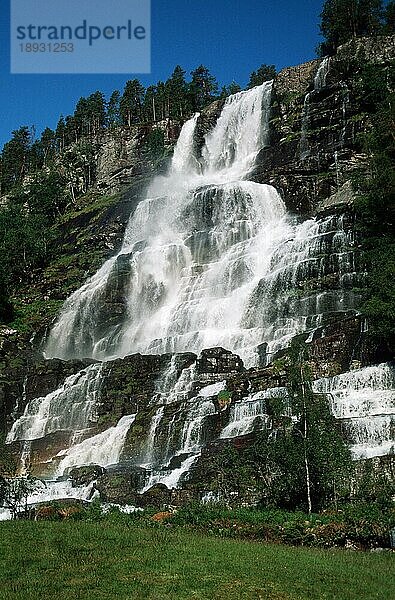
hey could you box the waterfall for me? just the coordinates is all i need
[6,363,103,443]
[140,380,223,491]
[37,83,363,482]
[220,387,288,439]
[314,57,330,90]
[45,82,286,366]
[2,75,392,513]
[300,57,330,160]
[299,93,312,159]
[56,414,136,475]
[142,406,165,466]
[313,363,395,459]
[45,81,358,368]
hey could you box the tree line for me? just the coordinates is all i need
[319,0,394,55]
[0,63,276,198]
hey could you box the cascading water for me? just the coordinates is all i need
[45,84,279,364]
[314,57,330,90]
[300,57,330,159]
[7,363,103,444]
[220,387,288,439]
[45,81,357,368]
[55,414,136,475]
[313,363,395,459]
[141,380,224,491]
[4,79,387,514]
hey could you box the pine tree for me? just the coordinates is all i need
[319,0,384,55]
[107,91,121,127]
[55,116,66,152]
[165,65,189,118]
[120,80,145,126]
[0,126,32,192]
[220,82,242,98]
[143,85,158,122]
[189,65,218,111]
[248,64,276,88]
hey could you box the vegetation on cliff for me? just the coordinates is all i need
[353,60,395,351]
[319,0,394,55]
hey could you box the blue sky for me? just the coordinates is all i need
[0,0,324,148]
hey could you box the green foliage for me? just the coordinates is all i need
[318,0,385,55]
[0,204,50,284]
[189,64,219,111]
[0,475,44,519]
[142,129,165,161]
[220,81,242,98]
[248,64,276,88]
[353,66,395,350]
[120,79,145,126]
[107,90,121,127]
[0,126,33,193]
[201,444,256,500]
[9,298,63,334]
[0,435,17,477]
[217,390,231,403]
[73,91,106,137]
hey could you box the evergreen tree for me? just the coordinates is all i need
[220,81,241,98]
[189,65,218,111]
[0,126,32,193]
[41,127,56,164]
[384,0,395,31]
[155,81,168,121]
[165,65,189,118]
[55,116,66,152]
[107,91,121,127]
[143,85,158,122]
[120,79,145,126]
[87,91,106,135]
[358,0,384,35]
[319,0,384,55]
[248,64,276,88]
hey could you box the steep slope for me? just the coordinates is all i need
[1,37,394,510]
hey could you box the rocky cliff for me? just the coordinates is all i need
[1,36,394,510]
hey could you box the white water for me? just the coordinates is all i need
[7,363,103,443]
[6,79,389,501]
[300,57,330,159]
[142,406,165,466]
[46,81,358,369]
[313,363,395,459]
[141,454,199,493]
[314,57,330,90]
[55,414,136,475]
[220,387,288,439]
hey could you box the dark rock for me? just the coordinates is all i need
[140,483,172,508]
[197,347,245,374]
[70,465,106,486]
[95,471,142,505]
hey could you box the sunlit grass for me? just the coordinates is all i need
[0,521,393,599]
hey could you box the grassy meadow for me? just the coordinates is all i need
[0,520,394,600]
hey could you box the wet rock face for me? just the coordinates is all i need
[95,121,179,195]
[197,348,245,375]
[99,352,196,423]
[252,36,395,215]
[70,465,106,487]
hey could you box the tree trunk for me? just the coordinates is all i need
[300,361,312,515]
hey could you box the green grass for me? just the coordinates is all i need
[0,521,393,600]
